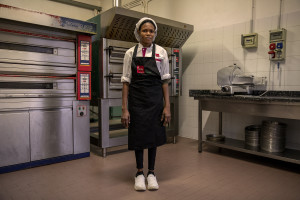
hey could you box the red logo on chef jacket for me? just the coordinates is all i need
[155,54,161,62]
[137,65,145,73]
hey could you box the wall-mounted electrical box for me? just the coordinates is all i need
[268,28,287,61]
[241,33,258,48]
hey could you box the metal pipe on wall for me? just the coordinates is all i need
[113,0,122,7]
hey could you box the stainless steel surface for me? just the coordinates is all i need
[73,101,90,154]
[0,4,96,34]
[194,95,300,164]
[205,138,300,164]
[101,38,135,99]
[0,111,30,167]
[166,96,179,137]
[261,120,286,153]
[0,76,75,98]
[0,8,94,170]
[198,100,203,152]
[113,0,122,7]
[30,108,73,161]
[0,30,76,71]
[0,21,77,41]
[206,134,225,141]
[0,97,75,111]
[102,148,107,157]
[0,29,75,49]
[50,0,102,11]
[99,7,193,48]
[219,112,222,135]
[98,98,128,151]
[0,62,76,76]
[198,98,300,120]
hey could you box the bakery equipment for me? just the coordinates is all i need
[88,7,193,156]
[217,64,255,94]
[0,4,96,172]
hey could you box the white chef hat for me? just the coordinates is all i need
[134,17,157,42]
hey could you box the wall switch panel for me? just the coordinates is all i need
[241,33,258,48]
[268,28,287,61]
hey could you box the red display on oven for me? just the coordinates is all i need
[77,35,92,72]
[77,71,91,100]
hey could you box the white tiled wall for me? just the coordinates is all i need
[180,10,300,149]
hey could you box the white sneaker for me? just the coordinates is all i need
[134,174,146,191]
[147,174,159,190]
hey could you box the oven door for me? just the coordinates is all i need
[0,26,76,76]
[0,76,75,98]
[101,38,135,98]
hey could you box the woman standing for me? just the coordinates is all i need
[121,17,171,191]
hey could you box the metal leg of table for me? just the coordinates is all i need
[173,136,176,144]
[218,112,223,153]
[198,101,202,152]
[219,112,222,135]
[102,148,107,157]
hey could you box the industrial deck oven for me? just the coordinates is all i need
[88,7,193,156]
[0,4,96,173]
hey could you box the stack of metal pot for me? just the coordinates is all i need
[245,125,261,148]
[260,120,287,153]
[245,120,287,153]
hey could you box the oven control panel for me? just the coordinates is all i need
[77,35,92,72]
[77,72,91,100]
[77,105,87,117]
[172,48,180,96]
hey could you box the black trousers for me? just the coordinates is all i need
[135,147,157,170]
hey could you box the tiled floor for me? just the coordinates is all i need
[0,137,299,200]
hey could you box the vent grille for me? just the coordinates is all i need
[105,15,137,43]
[105,15,192,48]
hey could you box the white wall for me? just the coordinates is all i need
[153,0,300,149]
[121,0,300,149]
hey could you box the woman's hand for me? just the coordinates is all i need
[161,107,171,126]
[121,109,130,128]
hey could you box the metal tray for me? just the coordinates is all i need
[206,134,225,142]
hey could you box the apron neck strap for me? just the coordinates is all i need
[133,44,139,58]
[132,44,156,58]
[152,44,156,58]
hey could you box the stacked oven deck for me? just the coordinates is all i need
[88,7,193,156]
[0,5,96,173]
[91,38,181,156]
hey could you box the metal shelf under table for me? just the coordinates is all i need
[205,138,300,165]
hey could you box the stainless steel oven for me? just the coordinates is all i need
[88,7,193,156]
[100,38,136,99]
[0,4,96,171]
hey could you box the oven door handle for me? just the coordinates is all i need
[104,74,114,78]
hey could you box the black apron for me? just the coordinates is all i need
[128,44,166,150]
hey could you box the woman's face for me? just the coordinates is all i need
[138,22,155,47]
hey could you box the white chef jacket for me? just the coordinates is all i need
[121,43,171,83]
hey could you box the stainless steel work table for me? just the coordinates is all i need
[189,90,300,165]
